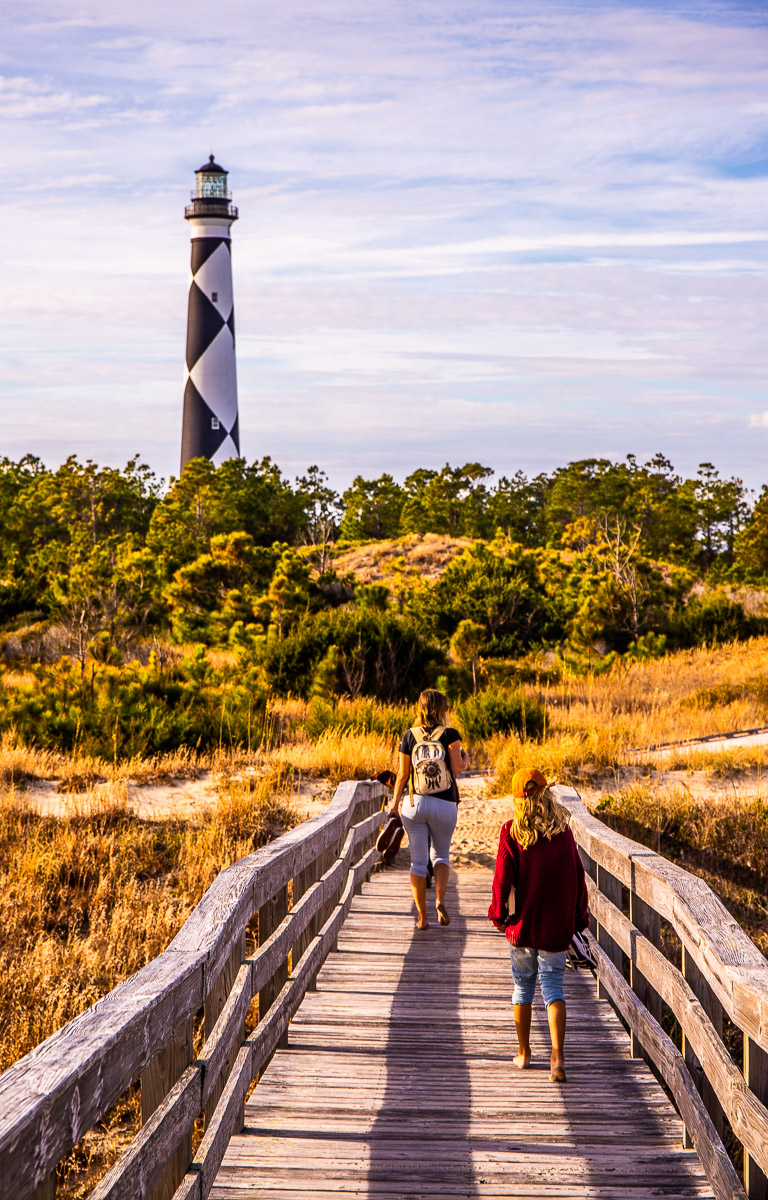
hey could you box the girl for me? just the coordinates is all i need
[488,768,589,1082]
[390,688,468,930]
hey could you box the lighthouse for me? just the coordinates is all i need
[180,155,240,471]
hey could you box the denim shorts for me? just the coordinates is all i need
[400,793,458,877]
[508,945,567,1007]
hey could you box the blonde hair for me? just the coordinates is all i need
[510,787,569,850]
[418,688,448,728]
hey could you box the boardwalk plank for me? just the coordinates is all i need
[211,868,713,1200]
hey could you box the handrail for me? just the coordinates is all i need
[4,779,768,1200]
[0,779,387,1200]
[555,785,768,1200]
[627,724,768,754]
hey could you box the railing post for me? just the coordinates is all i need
[31,1174,56,1200]
[293,857,319,989]
[744,1036,768,1199]
[628,891,661,1061]
[204,932,246,1133]
[316,838,342,955]
[595,864,623,1002]
[140,1018,194,1200]
[578,847,598,940]
[681,946,724,1149]
[258,884,289,1055]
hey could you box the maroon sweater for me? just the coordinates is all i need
[488,820,589,952]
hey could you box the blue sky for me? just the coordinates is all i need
[2,0,768,490]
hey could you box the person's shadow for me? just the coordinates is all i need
[366,872,479,1199]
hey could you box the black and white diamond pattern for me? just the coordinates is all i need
[181,235,240,470]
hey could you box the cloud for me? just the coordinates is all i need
[0,0,767,487]
[749,413,768,429]
[0,73,107,117]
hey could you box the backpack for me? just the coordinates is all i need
[409,725,453,797]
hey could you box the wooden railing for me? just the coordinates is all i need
[0,779,386,1200]
[555,786,768,1200]
[4,777,768,1200]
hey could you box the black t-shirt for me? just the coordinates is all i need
[399,725,461,802]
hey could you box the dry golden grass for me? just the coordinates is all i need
[593,781,768,955]
[532,636,768,755]
[487,637,768,790]
[0,732,208,790]
[333,532,472,584]
[269,728,397,784]
[0,771,295,1197]
[491,729,620,789]
[0,770,294,1072]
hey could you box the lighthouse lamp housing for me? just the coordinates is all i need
[185,155,238,220]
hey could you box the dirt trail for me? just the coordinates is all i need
[12,772,336,822]
[630,727,768,761]
[12,750,765,832]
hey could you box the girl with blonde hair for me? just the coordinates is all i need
[389,688,468,929]
[488,768,588,1082]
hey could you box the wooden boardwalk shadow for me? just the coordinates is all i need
[211,868,712,1199]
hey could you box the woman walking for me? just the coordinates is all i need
[488,768,588,1082]
[389,689,467,930]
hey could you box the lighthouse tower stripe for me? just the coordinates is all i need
[181,218,240,468]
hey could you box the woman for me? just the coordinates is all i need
[488,768,588,1083]
[390,688,468,930]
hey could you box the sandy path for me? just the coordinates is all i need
[14,755,764,832]
[13,772,336,822]
[630,728,768,760]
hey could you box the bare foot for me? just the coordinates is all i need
[436,902,450,926]
[513,1052,531,1069]
[416,919,429,930]
[550,1054,566,1082]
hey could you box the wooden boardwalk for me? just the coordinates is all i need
[211,866,712,1200]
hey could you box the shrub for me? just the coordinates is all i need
[0,652,270,759]
[682,674,768,716]
[454,688,545,744]
[251,609,441,701]
[302,695,413,741]
[667,592,767,649]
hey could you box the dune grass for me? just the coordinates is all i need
[593,780,768,956]
[490,639,768,957]
[0,771,295,1198]
[0,771,294,1073]
[485,636,768,791]
[532,636,768,756]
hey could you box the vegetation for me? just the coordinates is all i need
[2,451,768,759]
[594,782,768,956]
[0,764,295,1196]
[1,628,767,1192]
[2,450,768,1192]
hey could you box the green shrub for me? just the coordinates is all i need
[667,592,767,648]
[0,651,270,759]
[453,688,545,743]
[250,609,441,701]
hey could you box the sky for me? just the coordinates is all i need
[2,0,768,493]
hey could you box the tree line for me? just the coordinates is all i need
[0,450,767,755]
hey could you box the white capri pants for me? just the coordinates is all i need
[400,793,458,878]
